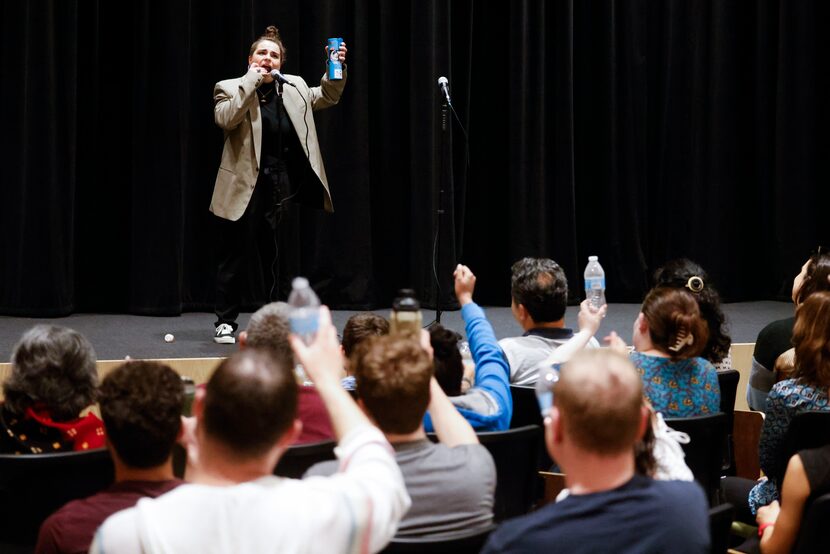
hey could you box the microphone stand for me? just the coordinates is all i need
[426,97,449,329]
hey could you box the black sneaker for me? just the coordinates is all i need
[214,324,235,344]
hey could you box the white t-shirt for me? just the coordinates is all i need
[90,425,410,554]
[499,329,599,385]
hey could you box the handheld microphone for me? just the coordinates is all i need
[271,69,296,87]
[437,76,451,104]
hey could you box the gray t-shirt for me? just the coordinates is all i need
[305,439,495,537]
[500,328,600,385]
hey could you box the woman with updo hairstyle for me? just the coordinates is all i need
[0,325,105,454]
[746,290,830,514]
[607,287,720,418]
[748,250,830,411]
[653,258,732,371]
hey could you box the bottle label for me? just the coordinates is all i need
[327,37,343,80]
[290,309,320,336]
[585,277,605,290]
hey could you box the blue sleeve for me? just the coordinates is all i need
[463,302,513,431]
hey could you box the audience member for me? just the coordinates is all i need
[90,309,409,553]
[241,301,333,444]
[606,286,720,417]
[499,257,599,385]
[429,325,465,395]
[653,258,732,371]
[746,291,830,514]
[36,361,184,554]
[747,251,830,411]
[306,332,496,537]
[426,264,513,431]
[340,312,389,390]
[0,325,104,454]
[755,444,830,554]
[481,349,709,553]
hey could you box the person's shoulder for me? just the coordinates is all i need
[215,76,243,90]
[482,503,555,552]
[757,316,795,340]
[435,442,495,471]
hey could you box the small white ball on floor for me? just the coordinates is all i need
[164,333,175,343]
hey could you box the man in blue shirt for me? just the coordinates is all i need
[482,349,710,554]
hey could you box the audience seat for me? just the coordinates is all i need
[717,370,740,475]
[509,385,542,428]
[0,448,114,549]
[665,412,727,504]
[381,523,497,553]
[273,439,337,479]
[776,411,830,487]
[478,424,544,521]
[709,502,734,554]
[794,491,830,553]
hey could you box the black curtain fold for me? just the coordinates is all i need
[1,0,828,317]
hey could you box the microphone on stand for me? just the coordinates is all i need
[437,76,451,104]
[271,69,296,87]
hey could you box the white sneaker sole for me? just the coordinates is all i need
[214,336,236,344]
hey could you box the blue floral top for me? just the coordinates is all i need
[748,379,830,513]
[630,353,720,417]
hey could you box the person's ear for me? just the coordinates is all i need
[636,313,648,334]
[192,387,206,419]
[635,405,650,441]
[238,331,248,349]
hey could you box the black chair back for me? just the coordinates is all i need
[0,448,114,548]
[381,523,497,553]
[717,369,739,475]
[777,411,830,487]
[665,413,727,504]
[274,439,337,479]
[708,502,734,554]
[509,385,542,429]
[478,425,543,521]
[794,492,830,553]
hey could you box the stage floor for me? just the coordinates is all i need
[0,301,793,362]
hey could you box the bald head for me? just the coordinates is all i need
[202,349,297,458]
[554,349,644,455]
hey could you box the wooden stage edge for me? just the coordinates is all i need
[0,344,756,412]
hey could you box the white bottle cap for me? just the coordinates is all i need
[588,255,598,262]
[292,277,310,289]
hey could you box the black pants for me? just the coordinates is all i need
[214,167,293,330]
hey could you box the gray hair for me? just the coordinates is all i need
[245,302,294,365]
[4,325,98,420]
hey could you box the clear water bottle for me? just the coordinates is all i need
[535,364,560,416]
[288,277,321,345]
[584,255,606,310]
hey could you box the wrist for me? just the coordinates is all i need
[458,294,473,305]
[758,522,774,538]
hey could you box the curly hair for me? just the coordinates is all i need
[653,259,731,364]
[510,258,568,323]
[3,325,98,421]
[249,25,287,62]
[429,325,464,396]
[100,361,184,468]
[641,287,709,361]
[794,252,830,305]
[791,291,830,388]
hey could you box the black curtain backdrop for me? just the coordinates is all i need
[1,0,828,317]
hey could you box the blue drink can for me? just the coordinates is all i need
[327,37,344,80]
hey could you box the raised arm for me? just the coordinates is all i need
[213,70,262,131]
[308,41,348,110]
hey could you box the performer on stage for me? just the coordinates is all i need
[210,26,347,344]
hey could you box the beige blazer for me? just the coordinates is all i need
[210,69,346,221]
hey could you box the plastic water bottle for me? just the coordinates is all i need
[584,256,606,310]
[288,277,320,345]
[390,289,422,336]
[535,364,560,416]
